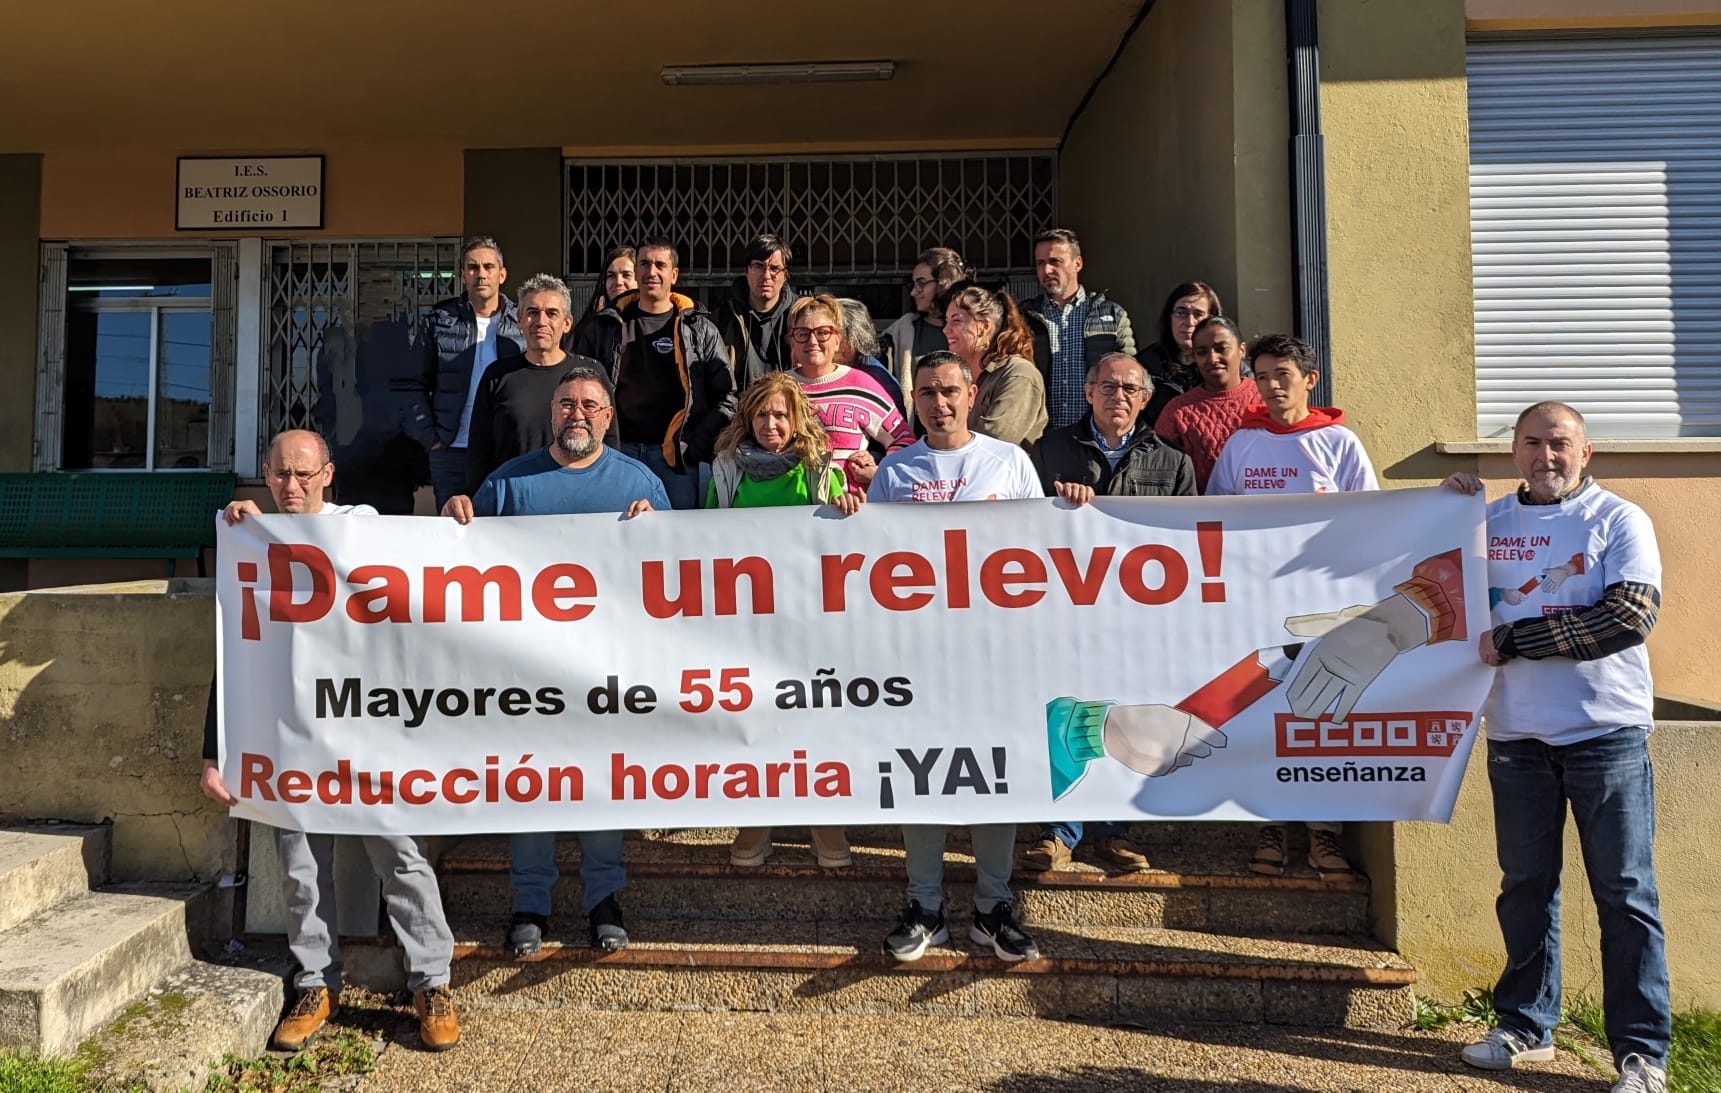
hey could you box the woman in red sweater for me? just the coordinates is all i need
[1152,316,1257,492]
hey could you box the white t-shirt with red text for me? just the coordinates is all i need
[1482,482,1659,745]
[868,433,1041,503]
[1205,408,1378,496]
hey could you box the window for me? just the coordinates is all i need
[36,244,237,471]
[1468,35,1721,438]
[62,257,213,469]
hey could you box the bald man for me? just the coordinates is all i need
[202,429,460,1053]
[1444,403,1669,1091]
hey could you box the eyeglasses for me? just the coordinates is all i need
[790,325,840,344]
[911,277,936,290]
[267,463,328,487]
[1095,381,1146,398]
[558,399,612,416]
[748,261,788,279]
[1171,307,1210,321]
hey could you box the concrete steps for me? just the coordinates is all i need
[437,828,1370,935]
[0,882,204,1056]
[0,823,280,1090]
[435,827,1414,1031]
[444,915,1415,1030]
[0,825,108,935]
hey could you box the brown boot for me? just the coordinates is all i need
[730,828,773,867]
[1307,827,1355,876]
[809,826,852,868]
[1250,824,1287,876]
[1095,836,1150,873]
[272,986,336,1051]
[1022,835,1071,872]
[414,984,460,1052]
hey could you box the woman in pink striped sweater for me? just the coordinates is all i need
[786,294,914,492]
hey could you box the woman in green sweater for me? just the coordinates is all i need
[707,371,862,867]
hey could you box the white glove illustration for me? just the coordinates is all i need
[1539,563,1577,594]
[1282,592,1435,721]
[1102,704,1228,778]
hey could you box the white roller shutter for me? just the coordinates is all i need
[1468,35,1721,438]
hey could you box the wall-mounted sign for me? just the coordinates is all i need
[177,155,324,230]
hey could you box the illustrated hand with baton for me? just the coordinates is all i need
[1045,549,1468,800]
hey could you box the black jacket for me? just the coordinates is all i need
[1021,290,1137,392]
[1140,342,1198,434]
[572,290,736,469]
[408,295,524,449]
[1030,415,1198,498]
[715,278,800,388]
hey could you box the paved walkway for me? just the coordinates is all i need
[337,1000,1614,1092]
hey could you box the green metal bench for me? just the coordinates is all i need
[0,472,238,576]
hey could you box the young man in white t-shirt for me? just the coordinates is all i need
[1443,402,1669,1093]
[1205,334,1377,878]
[867,351,1042,963]
[1206,333,1377,497]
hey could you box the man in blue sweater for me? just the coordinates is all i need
[442,365,669,955]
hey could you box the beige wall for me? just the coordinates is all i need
[1397,721,1721,1009]
[1319,0,1476,485]
[1468,0,1721,29]
[1476,456,1721,708]
[0,581,232,883]
[1058,0,1293,341]
[39,147,463,239]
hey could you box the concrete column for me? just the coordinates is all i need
[0,155,42,473]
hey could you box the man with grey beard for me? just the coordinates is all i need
[441,364,668,956]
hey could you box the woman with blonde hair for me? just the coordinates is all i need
[707,371,859,868]
[943,283,1047,447]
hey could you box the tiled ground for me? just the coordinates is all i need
[349,1004,1613,1092]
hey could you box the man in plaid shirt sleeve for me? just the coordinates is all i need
[1443,402,1670,1093]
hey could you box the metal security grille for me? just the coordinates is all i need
[564,153,1056,313]
[261,239,459,451]
[1468,35,1721,438]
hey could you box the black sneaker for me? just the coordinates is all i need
[508,911,546,958]
[882,900,948,963]
[970,903,1040,962]
[589,893,628,952]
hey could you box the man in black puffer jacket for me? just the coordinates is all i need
[572,238,735,509]
[404,236,524,510]
[1019,229,1137,431]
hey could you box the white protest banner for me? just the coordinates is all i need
[216,487,1492,836]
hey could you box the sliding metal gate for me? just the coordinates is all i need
[260,239,460,459]
[564,153,1057,315]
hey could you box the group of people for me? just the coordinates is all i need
[199,230,1672,1093]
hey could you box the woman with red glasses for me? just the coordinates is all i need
[786,294,913,492]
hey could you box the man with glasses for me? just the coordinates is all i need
[573,238,735,509]
[1023,352,1195,873]
[717,233,800,387]
[1020,228,1137,430]
[203,429,461,1052]
[462,274,600,494]
[406,236,524,512]
[443,367,669,956]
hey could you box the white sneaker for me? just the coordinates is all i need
[1612,1054,1667,1093]
[1460,1027,1556,1070]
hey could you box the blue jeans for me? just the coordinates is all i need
[1487,726,1670,1067]
[1042,821,1126,850]
[509,831,626,917]
[619,440,701,511]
